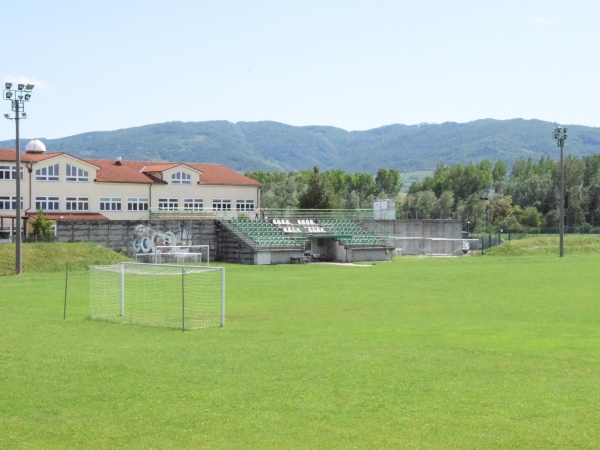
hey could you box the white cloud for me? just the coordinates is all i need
[3,75,49,89]
[532,16,552,24]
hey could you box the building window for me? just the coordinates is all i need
[65,197,89,211]
[36,196,60,211]
[127,197,149,211]
[236,200,255,212]
[171,171,191,185]
[158,198,178,210]
[0,165,23,180]
[100,197,122,211]
[0,196,23,210]
[66,164,89,182]
[212,199,231,211]
[35,164,60,181]
[184,198,203,211]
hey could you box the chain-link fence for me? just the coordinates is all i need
[468,228,600,254]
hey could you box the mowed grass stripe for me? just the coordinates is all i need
[1,256,600,448]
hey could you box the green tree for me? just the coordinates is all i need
[409,161,492,203]
[436,190,454,219]
[492,160,508,183]
[375,168,402,198]
[415,191,437,219]
[343,190,360,210]
[298,167,335,209]
[29,210,54,238]
[544,210,559,228]
[521,206,542,228]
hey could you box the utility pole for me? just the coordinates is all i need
[553,127,568,258]
[3,82,34,274]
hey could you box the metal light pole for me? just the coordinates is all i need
[3,82,34,274]
[553,126,568,258]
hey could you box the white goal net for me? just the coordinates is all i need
[135,245,210,265]
[394,237,482,257]
[89,263,224,330]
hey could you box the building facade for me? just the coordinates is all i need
[0,140,261,236]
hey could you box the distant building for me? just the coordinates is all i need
[0,140,260,235]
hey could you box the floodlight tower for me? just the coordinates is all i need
[553,126,568,258]
[3,82,34,274]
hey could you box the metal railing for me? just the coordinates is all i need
[146,208,395,248]
[220,220,307,251]
[266,209,395,247]
[500,226,600,236]
[146,208,239,221]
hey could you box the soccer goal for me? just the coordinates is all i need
[135,245,210,265]
[89,262,224,330]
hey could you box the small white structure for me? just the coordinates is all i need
[25,139,46,154]
[374,199,396,220]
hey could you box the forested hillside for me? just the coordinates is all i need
[3,118,600,173]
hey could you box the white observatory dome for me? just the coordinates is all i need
[25,139,46,154]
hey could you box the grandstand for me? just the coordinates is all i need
[220,210,395,264]
[229,219,300,248]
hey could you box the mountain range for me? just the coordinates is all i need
[2,118,600,173]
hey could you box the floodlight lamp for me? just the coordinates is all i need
[5,92,12,99]
[21,112,26,118]
[17,84,24,90]
[3,114,8,118]
[25,84,34,90]
[24,94,31,100]
[4,82,11,89]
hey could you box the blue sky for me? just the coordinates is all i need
[2,0,599,140]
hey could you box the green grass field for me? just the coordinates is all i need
[2,241,600,448]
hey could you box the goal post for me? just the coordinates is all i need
[89,262,224,330]
[135,245,210,265]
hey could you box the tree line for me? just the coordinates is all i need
[246,153,600,232]
[246,168,402,210]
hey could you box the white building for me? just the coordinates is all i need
[0,140,261,235]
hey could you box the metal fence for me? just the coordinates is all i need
[501,227,600,236]
[23,235,56,243]
[468,228,600,254]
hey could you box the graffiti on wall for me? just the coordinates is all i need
[132,224,192,254]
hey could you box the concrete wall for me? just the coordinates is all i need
[347,248,393,262]
[56,219,217,259]
[395,238,463,256]
[215,223,256,264]
[309,237,392,263]
[55,218,399,264]
[375,219,462,239]
[255,250,305,265]
[374,219,463,255]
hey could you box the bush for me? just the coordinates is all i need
[29,210,54,238]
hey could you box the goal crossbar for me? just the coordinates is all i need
[90,262,225,330]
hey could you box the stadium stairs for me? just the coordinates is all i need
[216,215,394,264]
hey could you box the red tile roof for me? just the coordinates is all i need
[186,163,260,186]
[0,149,260,186]
[0,149,99,168]
[28,212,110,221]
[141,163,180,173]
[0,149,67,163]
[86,159,157,184]
[87,159,260,186]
